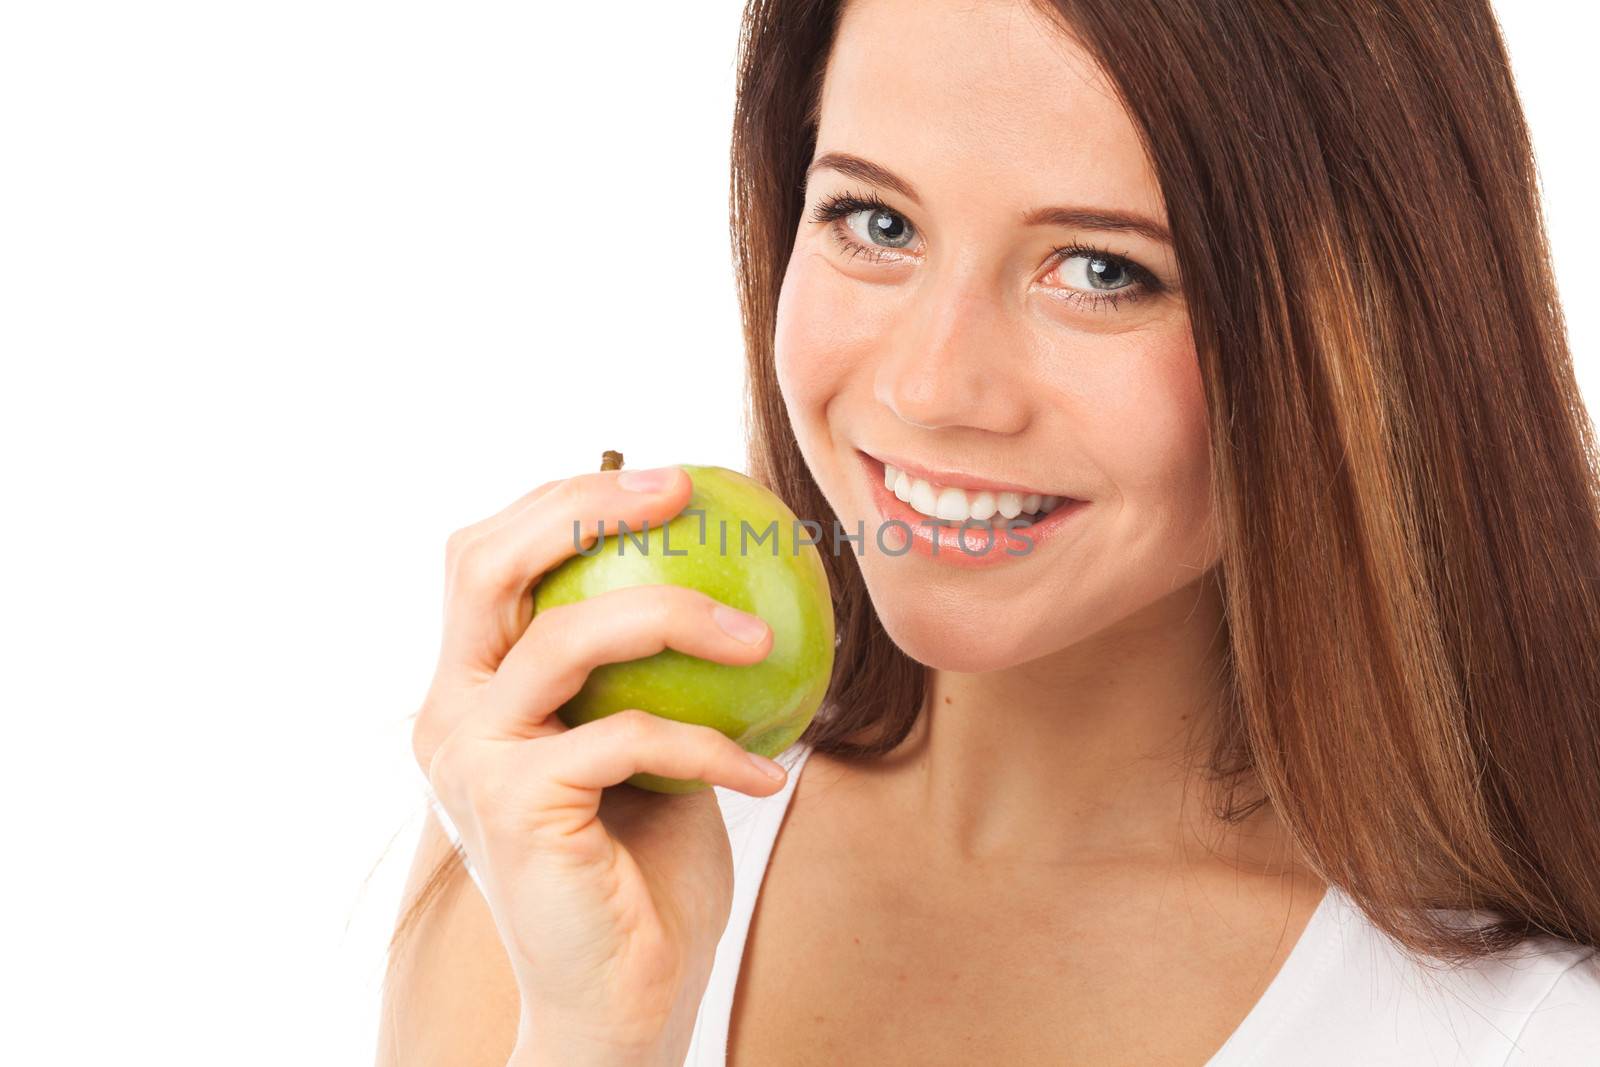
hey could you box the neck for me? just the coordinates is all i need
[862,574,1300,873]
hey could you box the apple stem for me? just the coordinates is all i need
[600,450,624,472]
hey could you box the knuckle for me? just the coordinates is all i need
[681,586,731,623]
[526,601,578,658]
[692,720,731,746]
[452,536,507,592]
[547,475,586,512]
[664,582,712,611]
[536,477,593,544]
[444,525,475,562]
[605,708,656,745]
[640,583,702,632]
[639,587,679,631]
[689,721,734,756]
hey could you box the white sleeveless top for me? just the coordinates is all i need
[684,741,1600,1066]
[430,740,1600,1065]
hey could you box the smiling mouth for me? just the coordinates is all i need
[874,457,1075,526]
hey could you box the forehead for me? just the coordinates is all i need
[815,0,1163,221]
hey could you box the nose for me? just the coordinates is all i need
[872,275,1030,434]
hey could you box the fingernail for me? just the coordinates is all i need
[713,603,768,643]
[747,750,786,781]
[617,466,679,492]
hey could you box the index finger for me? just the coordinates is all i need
[437,466,695,674]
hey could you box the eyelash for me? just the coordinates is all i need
[805,189,1164,313]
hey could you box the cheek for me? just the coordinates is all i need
[1111,348,1208,496]
[1081,334,1215,559]
[774,250,884,414]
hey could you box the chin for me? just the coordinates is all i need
[867,587,1055,673]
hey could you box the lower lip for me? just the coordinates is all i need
[856,451,1088,569]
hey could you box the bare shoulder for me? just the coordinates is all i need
[794,744,900,806]
[782,746,885,841]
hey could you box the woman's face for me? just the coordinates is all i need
[775,0,1218,672]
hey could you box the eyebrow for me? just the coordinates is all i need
[803,151,1173,247]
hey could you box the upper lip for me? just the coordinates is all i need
[861,448,1077,500]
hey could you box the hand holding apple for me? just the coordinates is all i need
[413,462,807,1067]
[532,451,837,793]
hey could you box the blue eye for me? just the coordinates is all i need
[1056,251,1136,291]
[1040,245,1164,312]
[808,192,918,259]
[806,188,1165,313]
[856,206,915,248]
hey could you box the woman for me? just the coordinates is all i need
[379,1,1600,1063]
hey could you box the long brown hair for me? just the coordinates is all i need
[389,0,1600,970]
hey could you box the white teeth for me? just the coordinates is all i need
[933,487,969,521]
[882,462,1063,522]
[934,489,972,521]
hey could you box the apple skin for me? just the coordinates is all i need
[532,465,836,793]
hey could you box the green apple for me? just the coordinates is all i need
[532,459,836,793]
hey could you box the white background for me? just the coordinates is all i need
[0,2,1592,1063]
